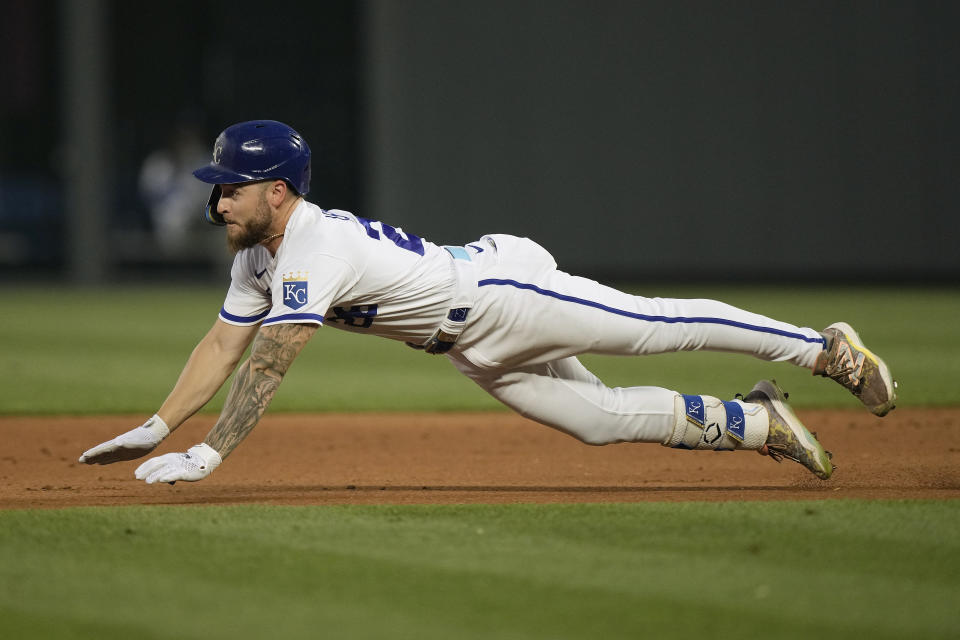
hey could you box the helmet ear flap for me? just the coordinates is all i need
[204,185,226,225]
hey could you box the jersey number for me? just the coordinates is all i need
[357,217,425,256]
[326,304,378,328]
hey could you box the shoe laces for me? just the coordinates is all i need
[764,442,794,464]
[824,342,865,387]
[763,436,834,468]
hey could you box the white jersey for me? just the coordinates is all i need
[219,201,456,344]
[218,199,827,450]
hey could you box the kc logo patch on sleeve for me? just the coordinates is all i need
[282,271,309,310]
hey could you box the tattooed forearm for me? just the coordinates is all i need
[204,323,317,458]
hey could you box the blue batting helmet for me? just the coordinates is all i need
[193,120,311,225]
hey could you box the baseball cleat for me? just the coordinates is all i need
[814,322,897,417]
[746,379,834,480]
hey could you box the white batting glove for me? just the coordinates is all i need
[79,414,170,465]
[134,443,222,484]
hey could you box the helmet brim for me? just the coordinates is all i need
[192,164,256,186]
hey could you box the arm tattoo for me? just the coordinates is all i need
[204,323,317,458]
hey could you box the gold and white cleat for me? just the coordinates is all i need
[747,380,835,480]
[814,322,897,417]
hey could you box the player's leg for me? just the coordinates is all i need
[466,270,825,367]
[451,354,678,445]
[456,235,894,416]
[449,354,833,478]
[530,276,896,416]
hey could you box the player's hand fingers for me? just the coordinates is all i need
[79,416,170,465]
[78,439,119,464]
[80,441,153,465]
[146,466,176,485]
[134,456,168,481]
[143,457,186,484]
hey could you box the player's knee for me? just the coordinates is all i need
[574,432,614,446]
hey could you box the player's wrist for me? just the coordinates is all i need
[142,414,170,440]
[189,442,222,471]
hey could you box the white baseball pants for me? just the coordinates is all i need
[448,235,825,445]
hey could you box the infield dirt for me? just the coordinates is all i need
[1,409,958,509]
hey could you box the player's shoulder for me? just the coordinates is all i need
[291,201,358,226]
[286,201,364,244]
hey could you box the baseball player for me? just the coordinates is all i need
[79,120,897,484]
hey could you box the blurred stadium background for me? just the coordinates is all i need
[1,0,957,285]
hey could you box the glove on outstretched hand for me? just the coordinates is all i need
[135,443,222,484]
[79,414,170,464]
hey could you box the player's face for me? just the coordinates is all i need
[219,182,273,253]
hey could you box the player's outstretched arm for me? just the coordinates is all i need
[157,319,260,429]
[79,319,258,465]
[134,322,318,484]
[201,322,318,458]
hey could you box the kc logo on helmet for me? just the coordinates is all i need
[282,271,309,310]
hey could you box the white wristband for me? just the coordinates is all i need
[188,442,223,472]
[144,414,171,439]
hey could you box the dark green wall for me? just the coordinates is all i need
[366,1,959,281]
[1,1,956,281]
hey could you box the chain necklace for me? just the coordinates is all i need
[260,232,285,245]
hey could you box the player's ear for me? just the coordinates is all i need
[265,179,288,206]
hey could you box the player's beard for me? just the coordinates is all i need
[227,190,273,254]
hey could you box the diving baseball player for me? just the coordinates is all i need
[79,120,897,484]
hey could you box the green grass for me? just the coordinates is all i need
[1,501,958,640]
[2,285,958,640]
[0,285,487,414]
[2,284,958,414]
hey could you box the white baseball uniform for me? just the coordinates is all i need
[219,200,826,448]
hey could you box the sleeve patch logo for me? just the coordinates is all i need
[282,271,309,310]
